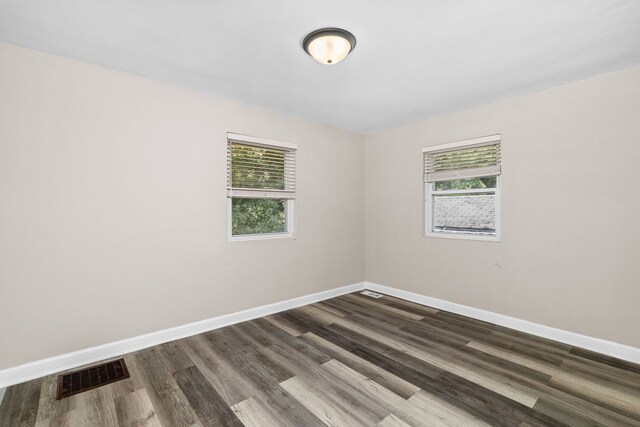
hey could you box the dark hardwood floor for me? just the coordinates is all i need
[1,291,640,426]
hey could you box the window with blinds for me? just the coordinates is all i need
[424,139,501,183]
[226,133,297,240]
[423,134,502,240]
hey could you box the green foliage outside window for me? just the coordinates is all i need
[232,198,286,235]
[435,176,496,191]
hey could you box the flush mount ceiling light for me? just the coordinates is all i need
[303,28,356,65]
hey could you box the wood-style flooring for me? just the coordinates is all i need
[1,291,640,426]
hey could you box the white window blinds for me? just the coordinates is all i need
[423,134,501,182]
[227,133,297,199]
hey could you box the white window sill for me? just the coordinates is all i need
[227,232,295,242]
[424,232,501,242]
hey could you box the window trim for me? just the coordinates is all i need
[226,132,297,242]
[227,132,298,151]
[421,133,500,154]
[423,134,502,242]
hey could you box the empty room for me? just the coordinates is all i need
[1,1,639,426]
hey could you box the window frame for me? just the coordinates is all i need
[423,134,502,242]
[226,133,297,242]
[424,176,501,242]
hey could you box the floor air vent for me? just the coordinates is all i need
[57,358,130,399]
[361,290,384,298]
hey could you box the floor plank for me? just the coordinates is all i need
[280,375,374,426]
[408,390,492,426]
[134,347,200,427]
[231,387,327,427]
[299,331,421,399]
[114,388,162,427]
[74,386,119,427]
[377,413,413,427]
[173,365,243,427]
[0,377,42,426]
[231,396,280,427]
[320,359,461,426]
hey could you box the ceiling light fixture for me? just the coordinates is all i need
[303,28,356,65]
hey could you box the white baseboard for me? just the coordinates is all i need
[0,282,365,388]
[364,281,640,365]
[2,280,638,388]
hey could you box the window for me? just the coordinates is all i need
[227,133,297,241]
[423,134,501,241]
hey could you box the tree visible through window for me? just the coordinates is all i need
[227,134,296,239]
[434,176,496,191]
[232,198,286,235]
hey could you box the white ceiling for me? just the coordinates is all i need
[1,1,639,134]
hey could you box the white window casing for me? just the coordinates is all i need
[226,132,297,241]
[423,134,502,241]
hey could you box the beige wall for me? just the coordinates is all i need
[365,66,640,348]
[0,42,365,369]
